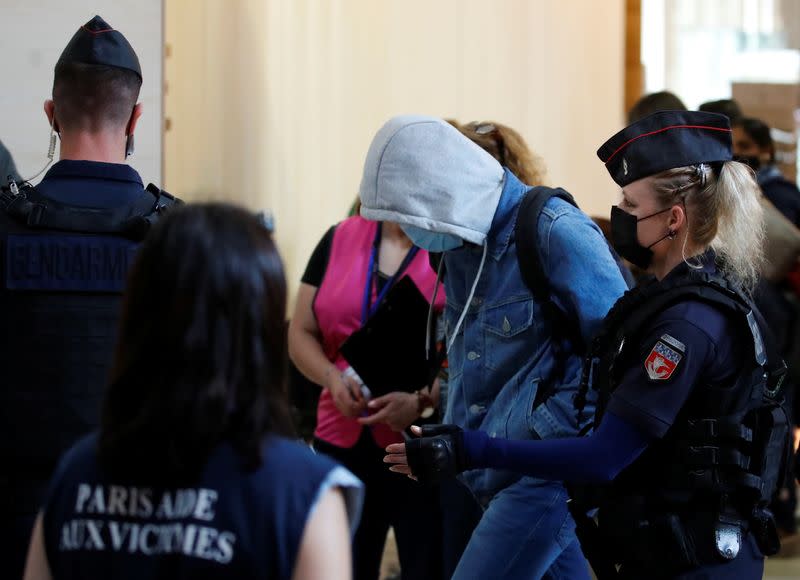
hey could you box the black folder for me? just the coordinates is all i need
[340,275,439,397]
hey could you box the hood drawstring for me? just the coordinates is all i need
[449,241,488,353]
[424,241,488,359]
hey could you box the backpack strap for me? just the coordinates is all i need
[514,186,580,335]
[0,181,181,241]
[120,183,183,240]
[514,186,585,408]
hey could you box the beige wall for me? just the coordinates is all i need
[165,0,625,300]
[0,0,163,184]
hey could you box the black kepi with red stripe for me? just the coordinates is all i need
[597,110,732,187]
[57,15,142,80]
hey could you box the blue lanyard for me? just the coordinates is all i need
[361,223,419,325]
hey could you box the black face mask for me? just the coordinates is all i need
[610,205,673,270]
[733,155,761,171]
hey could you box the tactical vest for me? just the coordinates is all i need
[0,181,180,517]
[572,269,791,578]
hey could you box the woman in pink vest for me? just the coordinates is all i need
[289,215,446,580]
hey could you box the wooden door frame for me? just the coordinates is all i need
[625,0,644,116]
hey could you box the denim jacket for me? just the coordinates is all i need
[442,171,628,499]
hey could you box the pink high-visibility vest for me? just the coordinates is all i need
[312,216,445,448]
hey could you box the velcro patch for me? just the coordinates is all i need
[645,337,684,381]
[5,234,138,292]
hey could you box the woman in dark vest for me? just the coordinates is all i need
[386,111,791,579]
[23,203,363,580]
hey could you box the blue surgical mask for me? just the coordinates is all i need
[401,224,463,252]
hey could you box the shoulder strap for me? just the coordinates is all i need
[514,186,578,309]
[120,183,183,240]
[514,187,584,348]
[515,186,585,409]
[613,274,737,342]
[609,273,782,378]
[0,182,181,241]
[582,273,786,424]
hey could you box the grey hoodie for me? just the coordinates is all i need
[359,115,505,244]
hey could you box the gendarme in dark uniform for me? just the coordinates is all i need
[0,16,179,577]
[561,114,790,578]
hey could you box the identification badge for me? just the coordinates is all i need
[644,334,685,381]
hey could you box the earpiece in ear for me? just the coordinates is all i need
[125,134,135,158]
[22,125,58,183]
[47,130,57,161]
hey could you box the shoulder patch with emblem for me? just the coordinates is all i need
[644,334,685,381]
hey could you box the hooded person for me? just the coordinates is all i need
[361,115,628,579]
[385,112,787,580]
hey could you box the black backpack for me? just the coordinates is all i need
[432,186,628,409]
[514,186,584,335]
[514,186,631,407]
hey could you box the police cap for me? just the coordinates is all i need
[597,110,732,187]
[57,15,142,80]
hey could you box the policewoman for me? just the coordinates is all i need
[387,111,791,579]
[0,17,179,576]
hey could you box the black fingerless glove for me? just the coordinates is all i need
[405,424,466,483]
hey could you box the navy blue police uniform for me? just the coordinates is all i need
[605,256,746,440]
[590,254,767,579]
[0,17,180,577]
[580,111,791,579]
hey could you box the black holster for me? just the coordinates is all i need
[750,507,780,556]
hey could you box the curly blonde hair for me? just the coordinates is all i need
[651,161,764,291]
[452,120,547,186]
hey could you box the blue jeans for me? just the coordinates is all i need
[452,477,590,580]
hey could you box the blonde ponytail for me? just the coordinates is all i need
[651,161,764,292]
[709,161,764,291]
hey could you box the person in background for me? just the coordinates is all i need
[288,196,365,441]
[389,111,788,579]
[732,115,800,542]
[628,91,687,123]
[0,16,182,577]
[455,120,547,186]
[699,99,743,124]
[0,138,21,186]
[288,210,445,580]
[361,115,628,580]
[23,203,362,580]
[732,116,800,226]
